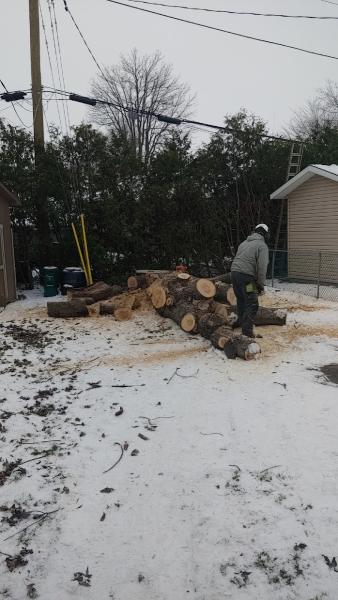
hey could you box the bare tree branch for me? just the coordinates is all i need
[90,49,194,162]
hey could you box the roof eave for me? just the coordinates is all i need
[270,165,338,200]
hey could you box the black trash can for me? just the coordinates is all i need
[61,267,87,295]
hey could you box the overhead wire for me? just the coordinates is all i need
[105,0,338,62]
[0,79,32,129]
[42,85,299,143]
[46,0,69,132]
[126,0,338,19]
[39,1,64,129]
[49,0,83,213]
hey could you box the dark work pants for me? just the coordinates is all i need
[231,271,259,338]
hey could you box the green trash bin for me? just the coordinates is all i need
[42,266,59,297]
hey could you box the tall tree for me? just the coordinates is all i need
[90,49,193,162]
[288,80,338,139]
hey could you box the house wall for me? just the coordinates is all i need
[0,195,17,304]
[287,175,338,283]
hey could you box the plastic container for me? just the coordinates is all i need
[42,266,59,297]
[61,267,87,295]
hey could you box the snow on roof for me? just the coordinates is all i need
[270,164,338,200]
[313,164,338,177]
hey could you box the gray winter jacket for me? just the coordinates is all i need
[231,233,269,287]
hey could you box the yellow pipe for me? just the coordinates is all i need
[71,222,89,286]
[80,213,93,285]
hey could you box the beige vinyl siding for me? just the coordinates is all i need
[287,175,338,282]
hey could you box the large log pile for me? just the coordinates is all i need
[47,273,287,361]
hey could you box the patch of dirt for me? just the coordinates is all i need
[48,343,210,375]
[0,322,53,351]
[260,324,338,357]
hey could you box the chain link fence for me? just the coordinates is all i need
[267,250,338,302]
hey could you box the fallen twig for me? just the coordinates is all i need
[139,415,174,427]
[258,465,281,475]
[103,443,124,474]
[166,367,199,384]
[1,509,60,542]
[200,432,224,437]
[19,439,62,445]
[229,464,241,471]
[14,453,51,469]
[112,384,145,388]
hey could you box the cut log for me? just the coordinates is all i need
[224,335,261,361]
[198,313,227,339]
[230,306,287,327]
[194,278,216,299]
[214,282,235,304]
[99,303,114,315]
[177,272,191,282]
[114,308,133,321]
[127,274,148,290]
[163,303,198,333]
[210,325,233,350]
[211,301,229,322]
[47,299,89,318]
[68,281,121,302]
[71,297,95,305]
[151,286,167,309]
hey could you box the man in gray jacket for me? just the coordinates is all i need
[231,224,270,338]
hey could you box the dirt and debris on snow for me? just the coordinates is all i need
[1,288,338,599]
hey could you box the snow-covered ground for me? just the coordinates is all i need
[267,279,338,303]
[1,289,338,599]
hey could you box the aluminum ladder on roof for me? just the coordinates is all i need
[271,142,304,285]
[286,142,304,181]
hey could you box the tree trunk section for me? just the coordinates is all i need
[127,274,148,290]
[68,282,122,302]
[224,335,261,360]
[198,313,227,339]
[162,303,198,333]
[47,300,89,318]
[210,325,233,349]
[211,301,229,321]
[231,306,287,327]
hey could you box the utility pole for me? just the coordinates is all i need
[29,0,50,265]
[29,0,44,149]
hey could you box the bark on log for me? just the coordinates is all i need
[114,308,133,321]
[99,303,114,315]
[47,300,89,318]
[231,306,287,327]
[211,301,229,322]
[224,335,261,361]
[162,303,198,333]
[68,282,122,302]
[198,313,227,339]
[214,282,234,304]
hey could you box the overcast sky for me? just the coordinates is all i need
[1,0,338,141]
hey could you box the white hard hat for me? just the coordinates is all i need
[255,224,269,233]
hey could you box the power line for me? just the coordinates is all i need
[126,0,338,20]
[42,85,299,143]
[0,79,31,129]
[40,2,64,129]
[105,0,338,61]
[321,0,338,5]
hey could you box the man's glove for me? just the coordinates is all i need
[257,283,265,295]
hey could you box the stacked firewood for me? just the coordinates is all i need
[47,273,287,361]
